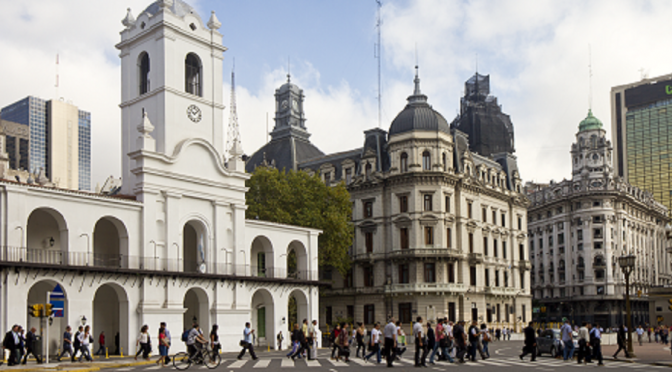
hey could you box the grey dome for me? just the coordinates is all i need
[389,70,450,136]
[141,0,201,21]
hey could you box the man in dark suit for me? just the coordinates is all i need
[21,327,42,364]
[2,325,20,366]
[519,322,537,362]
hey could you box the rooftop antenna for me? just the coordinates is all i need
[287,56,291,83]
[55,53,59,98]
[475,52,478,74]
[588,44,593,110]
[375,0,382,128]
[226,59,241,160]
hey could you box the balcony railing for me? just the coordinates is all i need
[1,246,317,281]
[389,282,467,294]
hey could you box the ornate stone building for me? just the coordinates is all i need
[527,110,671,327]
[293,70,532,330]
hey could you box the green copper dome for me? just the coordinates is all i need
[578,109,603,132]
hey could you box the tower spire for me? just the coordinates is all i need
[588,44,593,110]
[226,60,242,160]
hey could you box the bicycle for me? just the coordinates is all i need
[173,344,221,370]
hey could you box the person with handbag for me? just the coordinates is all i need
[78,325,94,362]
[156,327,170,367]
[135,325,151,361]
[335,323,350,362]
[237,322,257,360]
[210,325,221,354]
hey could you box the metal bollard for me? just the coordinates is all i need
[121,347,124,358]
[106,347,109,359]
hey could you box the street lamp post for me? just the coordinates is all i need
[618,254,636,358]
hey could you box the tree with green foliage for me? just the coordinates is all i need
[246,166,353,275]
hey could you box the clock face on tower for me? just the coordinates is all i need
[281,100,289,111]
[292,99,298,112]
[187,104,202,123]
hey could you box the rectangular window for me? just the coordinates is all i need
[446,228,452,248]
[399,195,408,213]
[483,237,488,256]
[448,302,456,322]
[471,306,478,323]
[445,196,450,213]
[424,194,433,211]
[518,217,522,230]
[520,272,525,289]
[326,306,333,326]
[503,241,507,259]
[492,211,497,224]
[577,229,583,241]
[345,168,352,184]
[504,271,509,287]
[494,239,498,258]
[501,213,506,227]
[399,264,409,284]
[469,233,474,253]
[505,304,510,322]
[400,228,409,249]
[470,266,477,286]
[399,303,412,324]
[482,208,487,222]
[485,269,490,287]
[364,201,373,218]
[347,305,354,321]
[468,203,473,219]
[519,244,525,260]
[365,232,373,253]
[424,226,434,245]
[344,269,353,288]
[364,304,375,324]
[496,304,501,322]
[324,172,331,184]
[558,233,564,245]
[448,263,455,283]
[424,263,436,283]
[522,305,526,322]
[495,270,500,287]
[364,266,374,287]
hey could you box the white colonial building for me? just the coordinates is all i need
[0,0,319,355]
[527,110,671,327]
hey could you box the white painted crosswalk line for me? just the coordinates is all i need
[145,366,161,370]
[326,358,349,367]
[305,359,321,367]
[228,359,247,368]
[281,358,294,367]
[253,359,271,368]
[348,358,369,367]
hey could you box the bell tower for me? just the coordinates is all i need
[571,109,614,184]
[270,75,309,141]
[116,0,226,194]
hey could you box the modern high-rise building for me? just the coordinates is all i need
[0,96,91,190]
[611,73,672,210]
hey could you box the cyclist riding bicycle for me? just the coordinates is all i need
[187,323,208,360]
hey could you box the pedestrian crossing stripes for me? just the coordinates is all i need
[140,356,670,370]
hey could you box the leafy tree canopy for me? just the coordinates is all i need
[246,166,353,275]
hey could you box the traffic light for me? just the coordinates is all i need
[28,304,43,318]
[45,303,53,317]
[668,299,672,312]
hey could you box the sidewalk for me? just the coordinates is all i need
[0,356,155,372]
[602,341,672,367]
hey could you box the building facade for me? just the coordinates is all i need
[611,73,672,211]
[527,109,671,327]
[0,0,320,355]
[292,70,532,331]
[0,97,92,191]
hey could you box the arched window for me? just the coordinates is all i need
[138,52,150,95]
[185,53,202,96]
[422,151,431,171]
[400,152,408,173]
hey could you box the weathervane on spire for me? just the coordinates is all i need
[287,57,291,83]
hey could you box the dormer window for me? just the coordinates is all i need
[345,168,352,184]
[422,151,431,170]
[138,52,150,95]
[185,53,202,96]
[324,172,331,184]
[400,152,408,172]
[365,163,372,179]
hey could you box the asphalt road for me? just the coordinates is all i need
[114,341,671,371]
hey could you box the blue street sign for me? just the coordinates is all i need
[51,284,65,299]
[50,300,64,317]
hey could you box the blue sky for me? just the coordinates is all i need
[1,0,672,189]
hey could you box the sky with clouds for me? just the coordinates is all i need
[1,0,671,188]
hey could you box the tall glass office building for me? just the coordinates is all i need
[0,96,92,191]
[611,74,672,210]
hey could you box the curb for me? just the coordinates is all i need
[53,360,155,371]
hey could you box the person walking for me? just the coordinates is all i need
[58,326,74,361]
[21,327,42,364]
[210,325,221,354]
[156,327,170,368]
[560,318,575,361]
[440,320,455,363]
[308,320,318,360]
[428,319,442,364]
[135,325,151,361]
[2,325,20,366]
[590,323,604,366]
[286,327,299,359]
[636,325,644,346]
[394,320,407,358]
[519,322,537,362]
[291,323,308,361]
[613,324,630,359]
[160,322,171,365]
[364,322,381,364]
[335,323,350,362]
[17,327,24,364]
[413,317,427,367]
[355,323,366,358]
[383,317,398,367]
[95,331,105,356]
[330,323,341,360]
[467,320,480,362]
[577,322,592,364]
[453,320,467,363]
[78,325,93,362]
[72,325,83,362]
[277,331,284,351]
[480,324,491,359]
[237,322,257,360]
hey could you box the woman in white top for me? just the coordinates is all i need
[135,325,151,360]
[78,325,93,362]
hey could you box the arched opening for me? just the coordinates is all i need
[400,152,408,173]
[93,283,129,356]
[250,236,274,278]
[422,151,431,170]
[251,289,275,349]
[27,280,68,356]
[287,289,309,334]
[26,208,68,264]
[287,240,308,280]
[185,53,202,96]
[93,217,128,268]
[183,220,207,273]
[183,288,210,336]
[138,52,150,95]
